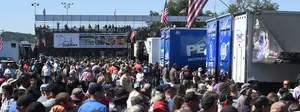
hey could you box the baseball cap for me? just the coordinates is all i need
[40,84,48,92]
[153,101,168,111]
[71,88,84,101]
[17,94,35,107]
[88,83,102,95]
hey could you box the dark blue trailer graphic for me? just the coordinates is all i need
[161,28,206,71]
[206,20,218,76]
[218,15,233,76]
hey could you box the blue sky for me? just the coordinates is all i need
[0,0,299,34]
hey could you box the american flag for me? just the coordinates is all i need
[187,0,209,28]
[161,0,169,27]
[180,8,187,14]
[130,28,136,40]
[43,8,46,16]
[114,8,116,16]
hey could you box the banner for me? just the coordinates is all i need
[206,20,218,76]
[252,19,282,63]
[54,33,128,48]
[218,16,232,75]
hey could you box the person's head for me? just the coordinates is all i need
[240,83,253,97]
[283,80,290,88]
[271,102,286,112]
[252,96,271,112]
[13,89,26,101]
[288,103,300,112]
[71,88,84,104]
[229,84,238,93]
[267,92,279,103]
[26,102,45,112]
[18,74,30,88]
[44,83,60,99]
[220,105,238,112]
[29,74,38,87]
[2,85,13,98]
[172,63,178,69]
[184,92,201,111]
[55,92,73,109]
[131,95,150,110]
[153,101,169,112]
[165,87,176,99]
[17,95,35,112]
[88,83,104,101]
[218,91,233,107]
[202,92,218,112]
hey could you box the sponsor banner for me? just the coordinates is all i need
[252,19,282,63]
[54,33,80,48]
[54,33,127,48]
[218,16,232,75]
[160,30,165,61]
[206,20,218,75]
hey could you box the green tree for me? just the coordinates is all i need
[225,0,279,14]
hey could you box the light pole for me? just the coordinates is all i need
[61,2,74,25]
[31,2,39,28]
[61,2,73,15]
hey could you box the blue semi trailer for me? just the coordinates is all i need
[160,28,206,71]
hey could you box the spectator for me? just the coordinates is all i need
[165,87,176,112]
[220,105,238,112]
[37,84,48,102]
[16,95,35,112]
[153,101,169,112]
[78,83,108,112]
[112,87,129,112]
[42,62,52,84]
[0,85,14,112]
[278,80,293,98]
[271,102,285,112]
[235,83,253,112]
[9,88,26,112]
[127,83,141,108]
[42,83,60,111]
[169,64,179,84]
[201,91,218,112]
[252,96,271,112]
[50,92,73,112]
[26,102,46,112]
[120,67,132,92]
[179,92,201,112]
[267,92,279,105]
[136,68,145,87]
[288,102,300,112]
[161,64,169,83]
[218,91,233,111]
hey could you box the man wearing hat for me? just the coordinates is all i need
[78,83,108,112]
[235,83,253,112]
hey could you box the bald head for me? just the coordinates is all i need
[271,102,286,112]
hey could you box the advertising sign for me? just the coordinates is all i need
[232,14,247,83]
[54,33,127,48]
[54,33,80,48]
[170,29,206,70]
[252,19,282,63]
[218,15,232,75]
[206,20,218,76]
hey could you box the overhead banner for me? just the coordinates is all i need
[218,15,232,75]
[252,19,282,63]
[54,33,128,48]
[206,20,218,76]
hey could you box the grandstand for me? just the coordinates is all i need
[34,14,212,58]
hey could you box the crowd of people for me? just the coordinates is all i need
[0,57,300,112]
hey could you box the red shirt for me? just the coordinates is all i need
[100,97,109,108]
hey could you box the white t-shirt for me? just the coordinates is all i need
[136,72,144,82]
[42,65,51,76]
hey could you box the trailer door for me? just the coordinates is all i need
[232,14,247,83]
